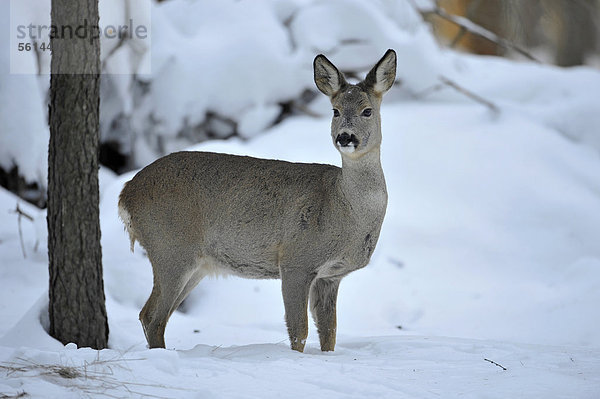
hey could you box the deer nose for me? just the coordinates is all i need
[336,132,359,148]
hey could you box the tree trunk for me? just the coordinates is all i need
[464,0,504,56]
[48,0,108,349]
[554,0,597,66]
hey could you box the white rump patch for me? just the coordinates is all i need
[118,204,136,253]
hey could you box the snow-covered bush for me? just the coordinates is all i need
[105,0,445,167]
[1,0,445,184]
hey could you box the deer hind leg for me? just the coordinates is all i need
[170,268,205,315]
[139,252,199,349]
[309,277,341,351]
[139,283,162,347]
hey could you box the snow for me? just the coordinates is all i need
[2,0,600,397]
[1,337,599,399]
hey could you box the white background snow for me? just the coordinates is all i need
[1,0,600,398]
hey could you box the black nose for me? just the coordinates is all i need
[336,133,359,147]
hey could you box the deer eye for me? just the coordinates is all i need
[362,108,372,117]
[333,109,340,117]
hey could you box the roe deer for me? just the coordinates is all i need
[119,49,396,352]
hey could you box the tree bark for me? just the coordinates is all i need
[48,0,108,349]
[554,0,597,66]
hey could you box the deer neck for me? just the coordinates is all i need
[339,147,387,220]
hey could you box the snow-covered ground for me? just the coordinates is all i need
[2,51,600,397]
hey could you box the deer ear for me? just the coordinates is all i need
[314,54,347,97]
[364,49,397,95]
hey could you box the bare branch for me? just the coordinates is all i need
[291,101,323,118]
[439,76,499,113]
[413,82,445,100]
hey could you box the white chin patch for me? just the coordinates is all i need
[338,144,356,154]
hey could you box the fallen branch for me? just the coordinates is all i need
[484,358,508,371]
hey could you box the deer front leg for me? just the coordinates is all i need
[310,277,341,351]
[280,268,316,352]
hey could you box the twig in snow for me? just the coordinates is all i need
[13,203,34,222]
[12,203,34,259]
[413,2,541,63]
[484,358,507,371]
[0,391,28,398]
[439,76,499,113]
